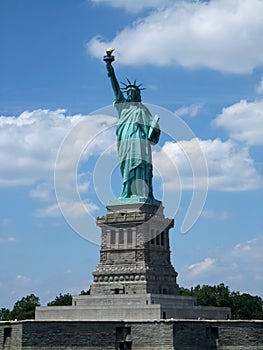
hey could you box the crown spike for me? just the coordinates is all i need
[119,78,145,93]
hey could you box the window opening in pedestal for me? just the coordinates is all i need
[119,229,124,244]
[111,230,116,245]
[161,231,164,245]
[150,229,155,244]
[156,232,160,245]
[127,229,132,244]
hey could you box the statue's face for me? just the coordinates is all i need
[126,88,141,102]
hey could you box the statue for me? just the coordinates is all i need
[104,49,161,206]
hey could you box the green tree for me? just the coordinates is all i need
[180,284,263,320]
[11,294,40,320]
[47,293,72,306]
[0,308,12,321]
[180,283,231,307]
[231,292,263,320]
[79,289,90,295]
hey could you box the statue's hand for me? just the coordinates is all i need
[148,115,160,144]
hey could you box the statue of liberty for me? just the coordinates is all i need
[104,49,161,206]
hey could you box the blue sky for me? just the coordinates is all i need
[0,0,263,309]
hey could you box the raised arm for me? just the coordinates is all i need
[106,61,122,98]
[103,49,125,102]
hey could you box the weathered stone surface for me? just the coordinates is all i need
[1,319,263,350]
[91,204,178,296]
[36,293,230,321]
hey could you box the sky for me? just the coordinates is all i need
[0,0,263,309]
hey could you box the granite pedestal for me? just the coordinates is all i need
[36,203,230,321]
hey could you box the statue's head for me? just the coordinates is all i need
[126,86,141,102]
[121,79,145,103]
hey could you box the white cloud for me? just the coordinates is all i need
[34,203,61,218]
[34,200,98,219]
[91,0,172,13]
[0,236,16,243]
[15,275,32,283]
[89,0,263,73]
[9,275,41,303]
[188,257,215,277]
[180,235,263,297]
[201,138,262,190]
[153,138,262,191]
[215,99,263,146]
[0,109,116,187]
[256,77,263,94]
[175,103,204,117]
[60,200,99,219]
[77,173,90,194]
[29,182,54,201]
[202,209,229,220]
[0,218,12,226]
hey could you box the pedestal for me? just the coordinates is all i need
[35,204,231,321]
[90,203,179,296]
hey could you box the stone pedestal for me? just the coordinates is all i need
[90,203,179,296]
[35,203,231,321]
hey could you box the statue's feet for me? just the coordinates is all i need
[109,195,161,207]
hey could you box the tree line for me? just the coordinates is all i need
[180,283,263,320]
[0,284,262,321]
[0,290,89,321]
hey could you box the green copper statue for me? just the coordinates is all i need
[104,49,161,206]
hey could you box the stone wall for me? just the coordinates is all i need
[1,319,263,350]
[173,320,263,349]
[0,322,22,350]
[36,293,230,321]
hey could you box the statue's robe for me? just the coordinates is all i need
[114,92,160,199]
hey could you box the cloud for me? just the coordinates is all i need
[201,209,229,221]
[256,77,263,94]
[91,0,173,13]
[34,203,61,218]
[215,99,263,146]
[34,200,98,219]
[29,182,54,201]
[88,0,263,73]
[0,236,16,243]
[15,275,32,283]
[175,103,204,117]
[29,174,90,203]
[180,235,263,297]
[77,173,90,194]
[59,200,99,219]
[0,218,12,226]
[0,109,116,187]
[188,257,215,277]
[153,138,262,191]
[7,275,41,304]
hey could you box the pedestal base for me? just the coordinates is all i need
[36,294,231,321]
[108,196,162,207]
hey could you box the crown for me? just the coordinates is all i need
[121,78,146,93]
